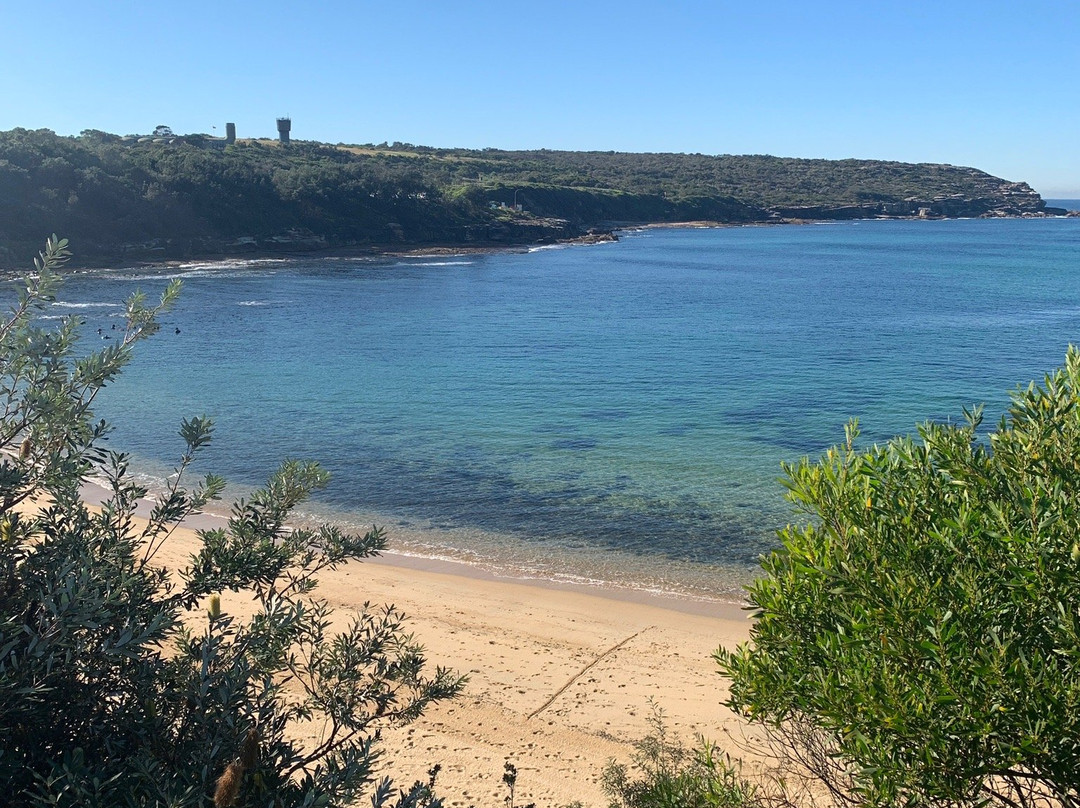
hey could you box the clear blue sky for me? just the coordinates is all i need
[4,1,1078,196]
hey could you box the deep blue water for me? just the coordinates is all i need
[48,217,1080,599]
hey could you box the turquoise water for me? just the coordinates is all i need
[51,217,1080,599]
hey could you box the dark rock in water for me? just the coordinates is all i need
[574,229,618,245]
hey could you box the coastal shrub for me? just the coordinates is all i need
[717,353,1080,808]
[601,704,759,808]
[0,237,463,807]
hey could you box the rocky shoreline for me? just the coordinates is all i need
[40,207,1078,276]
[68,186,1075,271]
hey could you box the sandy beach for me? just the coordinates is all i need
[355,553,757,806]
[83,486,759,807]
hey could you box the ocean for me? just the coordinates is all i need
[48,216,1080,601]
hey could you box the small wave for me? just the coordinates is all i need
[84,258,289,281]
[117,269,277,281]
[526,240,615,253]
[238,300,272,307]
[379,544,742,604]
[120,272,192,281]
[177,258,290,271]
[52,301,123,309]
[320,256,383,264]
[387,260,475,268]
[89,269,209,282]
[42,312,124,321]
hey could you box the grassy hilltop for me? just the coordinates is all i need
[0,127,1050,267]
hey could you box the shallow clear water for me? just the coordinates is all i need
[50,217,1080,599]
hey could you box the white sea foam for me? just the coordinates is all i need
[175,258,290,272]
[118,269,276,282]
[377,543,742,603]
[238,300,272,307]
[527,240,616,253]
[92,270,206,282]
[284,256,478,268]
[387,260,475,268]
[51,301,123,309]
[86,258,290,282]
[526,243,570,253]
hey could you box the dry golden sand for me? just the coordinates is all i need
[350,554,757,807]
[76,489,761,807]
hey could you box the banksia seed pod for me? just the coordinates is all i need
[18,437,30,459]
[213,761,243,808]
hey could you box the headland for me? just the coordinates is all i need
[1,126,1071,270]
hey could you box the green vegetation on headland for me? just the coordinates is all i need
[0,127,1065,268]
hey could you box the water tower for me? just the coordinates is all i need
[276,117,291,144]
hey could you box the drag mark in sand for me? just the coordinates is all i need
[527,625,656,719]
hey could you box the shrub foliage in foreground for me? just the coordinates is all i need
[718,351,1080,808]
[0,238,463,807]
[602,705,759,808]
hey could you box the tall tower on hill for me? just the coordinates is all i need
[276,117,291,144]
